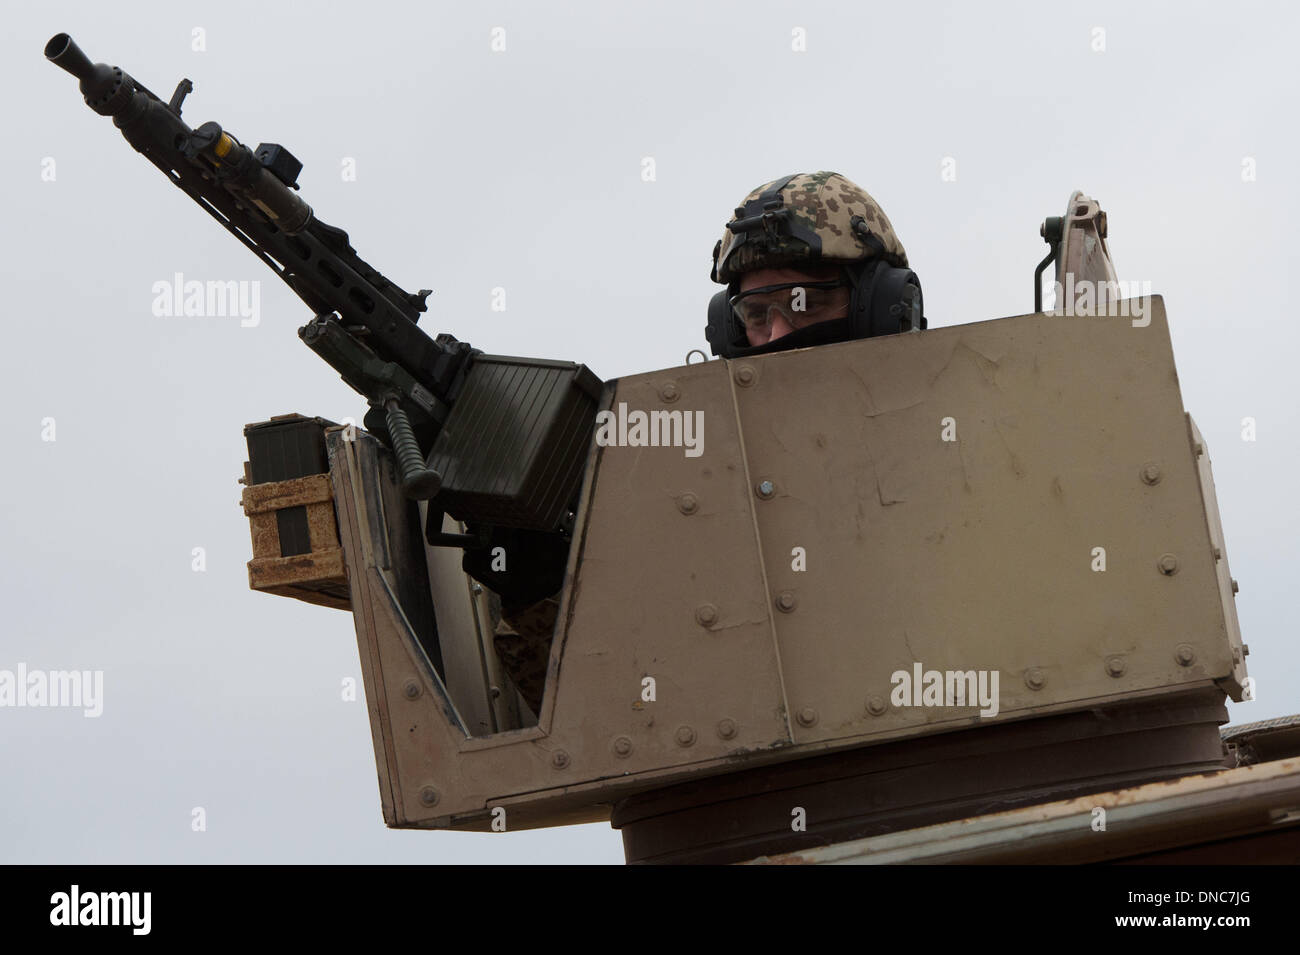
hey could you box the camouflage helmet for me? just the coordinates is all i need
[710,171,908,285]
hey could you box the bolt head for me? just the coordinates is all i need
[660,381,680,402]
[756,480,775,499]
[866,695,888,716]
[735,366,756,386]
[1141,463,1162,485]
[675,725,697,747]
[403,679,421,700]
[1024,667,1046,690]
[552,750,570,770]
[716,718,738,740]
[1158,553,1179,575]
[796,706,818,727]
[695,603,718,627]
[1175,644,1196,666]
[613,736,633,757]
[419,786,439,807]
[1105,655,1127,678]
[677,492,699,515]
[775,591,797,613]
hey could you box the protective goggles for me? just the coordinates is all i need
[729,279,850,331]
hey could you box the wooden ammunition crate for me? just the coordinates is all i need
[241,414,350,610]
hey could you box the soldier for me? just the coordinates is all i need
[494,171,916,714]
[707,170,913,356]
[491,592,560,715]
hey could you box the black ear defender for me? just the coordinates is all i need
[846,258,926,342]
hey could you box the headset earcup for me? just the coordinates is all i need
[847,260,881,341]
[706,288,738,357]
[907,278,926,331]
[848,263,927,339]
[869,268,924,336]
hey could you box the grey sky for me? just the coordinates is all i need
[4,0,1296,863]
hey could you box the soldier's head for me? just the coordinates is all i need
[706,171,923,357]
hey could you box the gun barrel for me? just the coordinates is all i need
[43,32,479,454]
[46,32,138,117]
[44,33,92,81]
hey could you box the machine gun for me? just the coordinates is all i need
[45,33,599,550]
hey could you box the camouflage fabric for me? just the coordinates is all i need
[711,171,908,284]
[493,596,560,714]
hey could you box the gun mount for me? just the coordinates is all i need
[244,292,1296,864]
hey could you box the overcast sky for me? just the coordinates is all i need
[4,0,1297,864]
